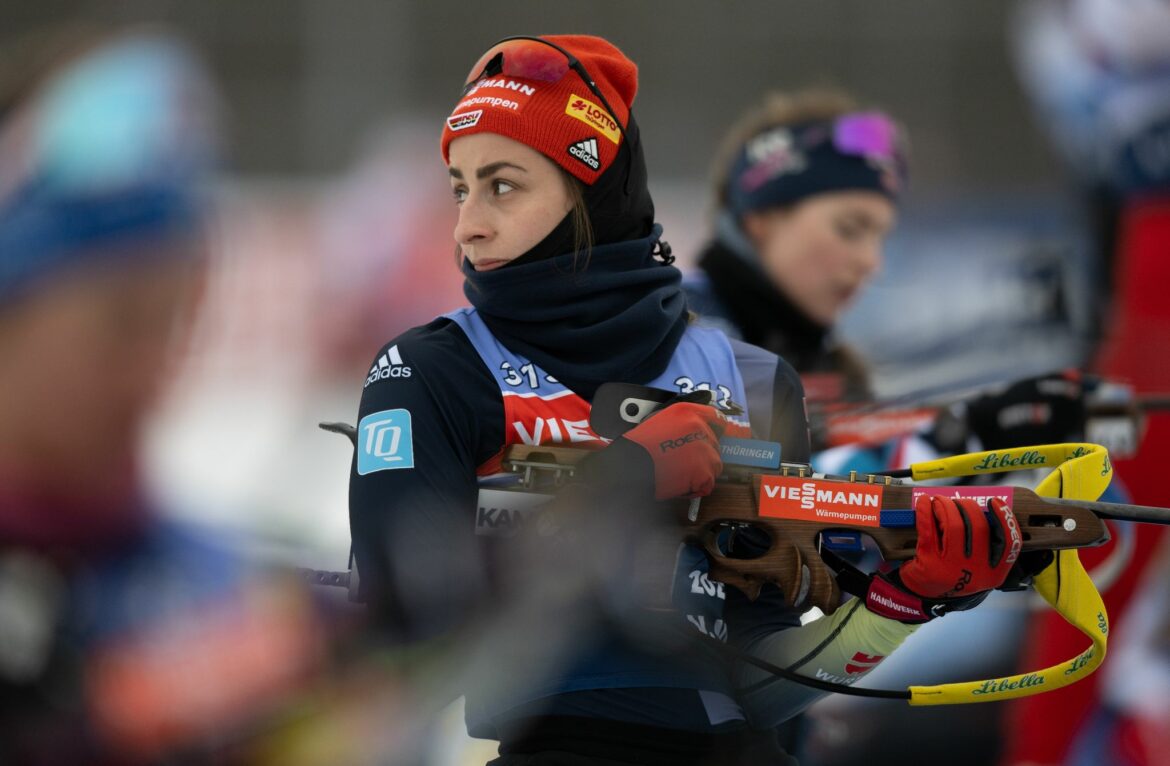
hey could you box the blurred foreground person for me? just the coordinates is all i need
[0,27,323,764]
[349,34,1017,766]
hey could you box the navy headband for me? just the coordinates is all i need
[724,113,907,218]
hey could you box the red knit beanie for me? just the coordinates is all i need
[440,35,638,185]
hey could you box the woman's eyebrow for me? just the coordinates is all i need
[841,210,877,226]
[476,161,527,179]
[448,161,528,180]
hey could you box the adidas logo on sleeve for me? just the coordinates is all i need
[365,344,412,387]
[567,137,600,171]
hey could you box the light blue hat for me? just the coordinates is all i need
[0,31,218,301]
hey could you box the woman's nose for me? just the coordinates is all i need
[453,193,492,246]
[855,239,883,277]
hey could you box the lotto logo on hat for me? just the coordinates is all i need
[565,94,620,145]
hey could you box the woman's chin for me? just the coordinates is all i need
[808,301,842,327]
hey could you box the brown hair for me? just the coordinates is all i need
[564,172,593,268]
[710,88,859,211]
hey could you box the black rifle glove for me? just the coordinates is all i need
[966,370,1086,450]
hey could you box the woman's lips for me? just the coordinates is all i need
[472,258,509,271]
[836,284,860,304]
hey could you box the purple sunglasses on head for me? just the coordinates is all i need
[832,112,903,160]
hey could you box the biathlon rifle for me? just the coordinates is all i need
[501,383,1170,706]
[313,390,1170,615]
[489,382,1170,617]
[500,442,1152,615]
[313,385,1170,705]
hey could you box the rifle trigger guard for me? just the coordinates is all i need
[787,563,809,609]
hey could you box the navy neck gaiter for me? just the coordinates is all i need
[462,224,687,399]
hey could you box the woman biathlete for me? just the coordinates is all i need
[348,35,1015,765]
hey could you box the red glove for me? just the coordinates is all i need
[862,494,1021,623]
[899,494,1020,598]
[622,402,727,500]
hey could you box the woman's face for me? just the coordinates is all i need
[448,133,574,271]
[743,190,896,326]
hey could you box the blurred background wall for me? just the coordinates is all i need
[2,0,1065,187]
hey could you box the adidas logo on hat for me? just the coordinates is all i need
[567,137,600,171]
[365,344,412,387]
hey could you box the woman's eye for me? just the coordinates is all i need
[493,179,516,195]
[452,186,467,204]
[834,219,865,241]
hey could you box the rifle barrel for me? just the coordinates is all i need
[1056,498,1170,525]
[1137,395,1170,412]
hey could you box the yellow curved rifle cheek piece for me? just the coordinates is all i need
[904,444,1112,706]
